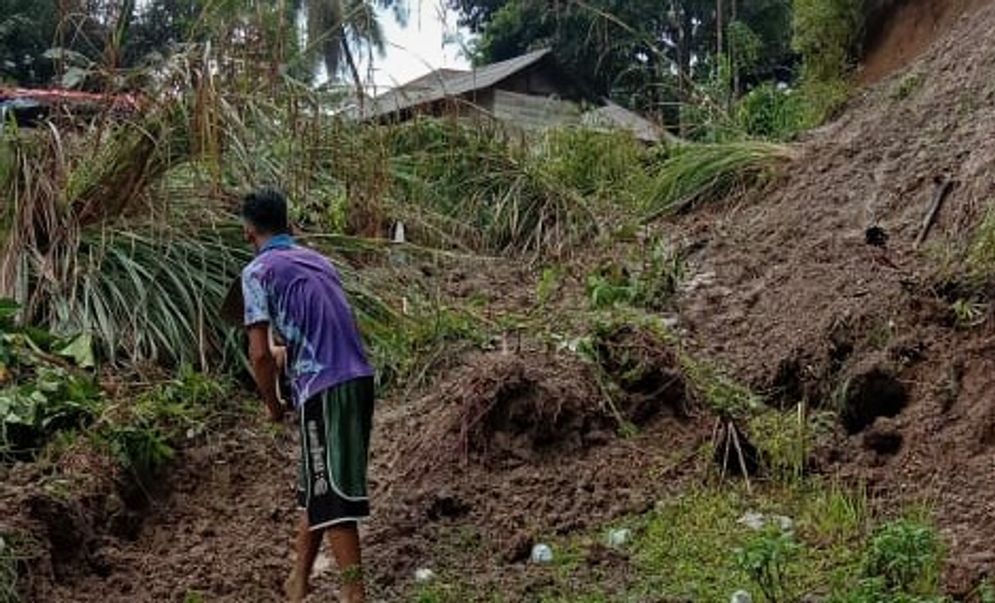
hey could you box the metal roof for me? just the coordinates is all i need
[357,48,553,120]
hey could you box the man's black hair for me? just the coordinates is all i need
[242,187,290,235]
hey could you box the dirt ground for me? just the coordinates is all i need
[15,348,709,602]
[7,0,995,599]
[860,0,987,85]
[677,0,995,593]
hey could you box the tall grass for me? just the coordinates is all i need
[382,118,602,257]
[642,141,797,219]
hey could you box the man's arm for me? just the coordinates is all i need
[247,324,284,422]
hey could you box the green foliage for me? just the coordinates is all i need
[101,423,174,482]
[535,266,564,305]
[385,119,600,256]
[370,303,491,394]
[890,72,924,101]
[859,519,943,595]
[539,128,651,205]
[642,141,796,219]
[736,84,808,141]
[749,409,807,482]
[735,524,801,603]
[681,356,762,417]
[630,484,866,601]
[0,532,19,603]
[94,367,232,482]
[792,0,863,84]
[967,203,995,281]
[585,238,686,311]
[0,311,104,459]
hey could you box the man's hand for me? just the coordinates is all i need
[247,324,285,424]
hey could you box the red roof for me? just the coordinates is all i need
[0,87,141,111]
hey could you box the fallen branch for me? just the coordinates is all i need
[914,177,955,249]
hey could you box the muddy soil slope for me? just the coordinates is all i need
[679,0,995,592]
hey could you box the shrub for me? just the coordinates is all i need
[861,519,943,594]
[792,0,863,84]
[736,83,808,141]
[735,524,801,603]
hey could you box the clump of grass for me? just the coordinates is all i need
[681,355,762,418]
[521,481,938,602]
[382,118,602,257]
[967,202,995,281]
[642,141,796,219]
[0,532,19,603]
[890,72,925,102]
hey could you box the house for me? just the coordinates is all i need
[353,49,663,143]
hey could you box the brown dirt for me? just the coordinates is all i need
[859,0,988,85]
[676,0,995,591]
[2,338,711,602]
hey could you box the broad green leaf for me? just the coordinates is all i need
[57,333,96,368]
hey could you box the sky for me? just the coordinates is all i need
[357,2,472,93]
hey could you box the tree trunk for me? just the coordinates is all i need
[717,0,724,57]
[341,34,365,110]
[731,0,740,97]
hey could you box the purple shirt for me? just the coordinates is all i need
[242,236,373,407]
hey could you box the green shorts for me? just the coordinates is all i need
[297,377,375,530]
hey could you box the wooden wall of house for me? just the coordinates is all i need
[490,89,581,131]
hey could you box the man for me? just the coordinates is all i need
[240,188,374,603]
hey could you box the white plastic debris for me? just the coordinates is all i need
[731,590,754,603]
[737,511,794,533]
[773,515,794,532]
[606,528,632,547]
[738,511,766,531]
[530,543,553,564]
[414,568,436,583]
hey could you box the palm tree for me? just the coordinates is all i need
[301,0,407,95]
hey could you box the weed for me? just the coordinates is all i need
[735,524,801,603]
[682,356,762,417]
[951,298,985,329]
[967,203,995,281]
[101,424,175,483]
[536,266,564,305]
[749,409,811,483]
[978,581,995,603]
[891,73,924,101]
[584,238,686,311]
[0,533,17,603]
[792,0,862,84]
[860,518,943,595]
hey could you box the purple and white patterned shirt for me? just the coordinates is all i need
[242,235,373,407]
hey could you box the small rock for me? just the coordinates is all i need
[414,568,435,583]
[730,590,753,603]
[530,543,553,564]
[606,528,632,547]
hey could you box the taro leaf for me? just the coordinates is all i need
[57,333,95,368]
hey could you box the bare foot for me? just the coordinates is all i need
[285,571,309,603]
